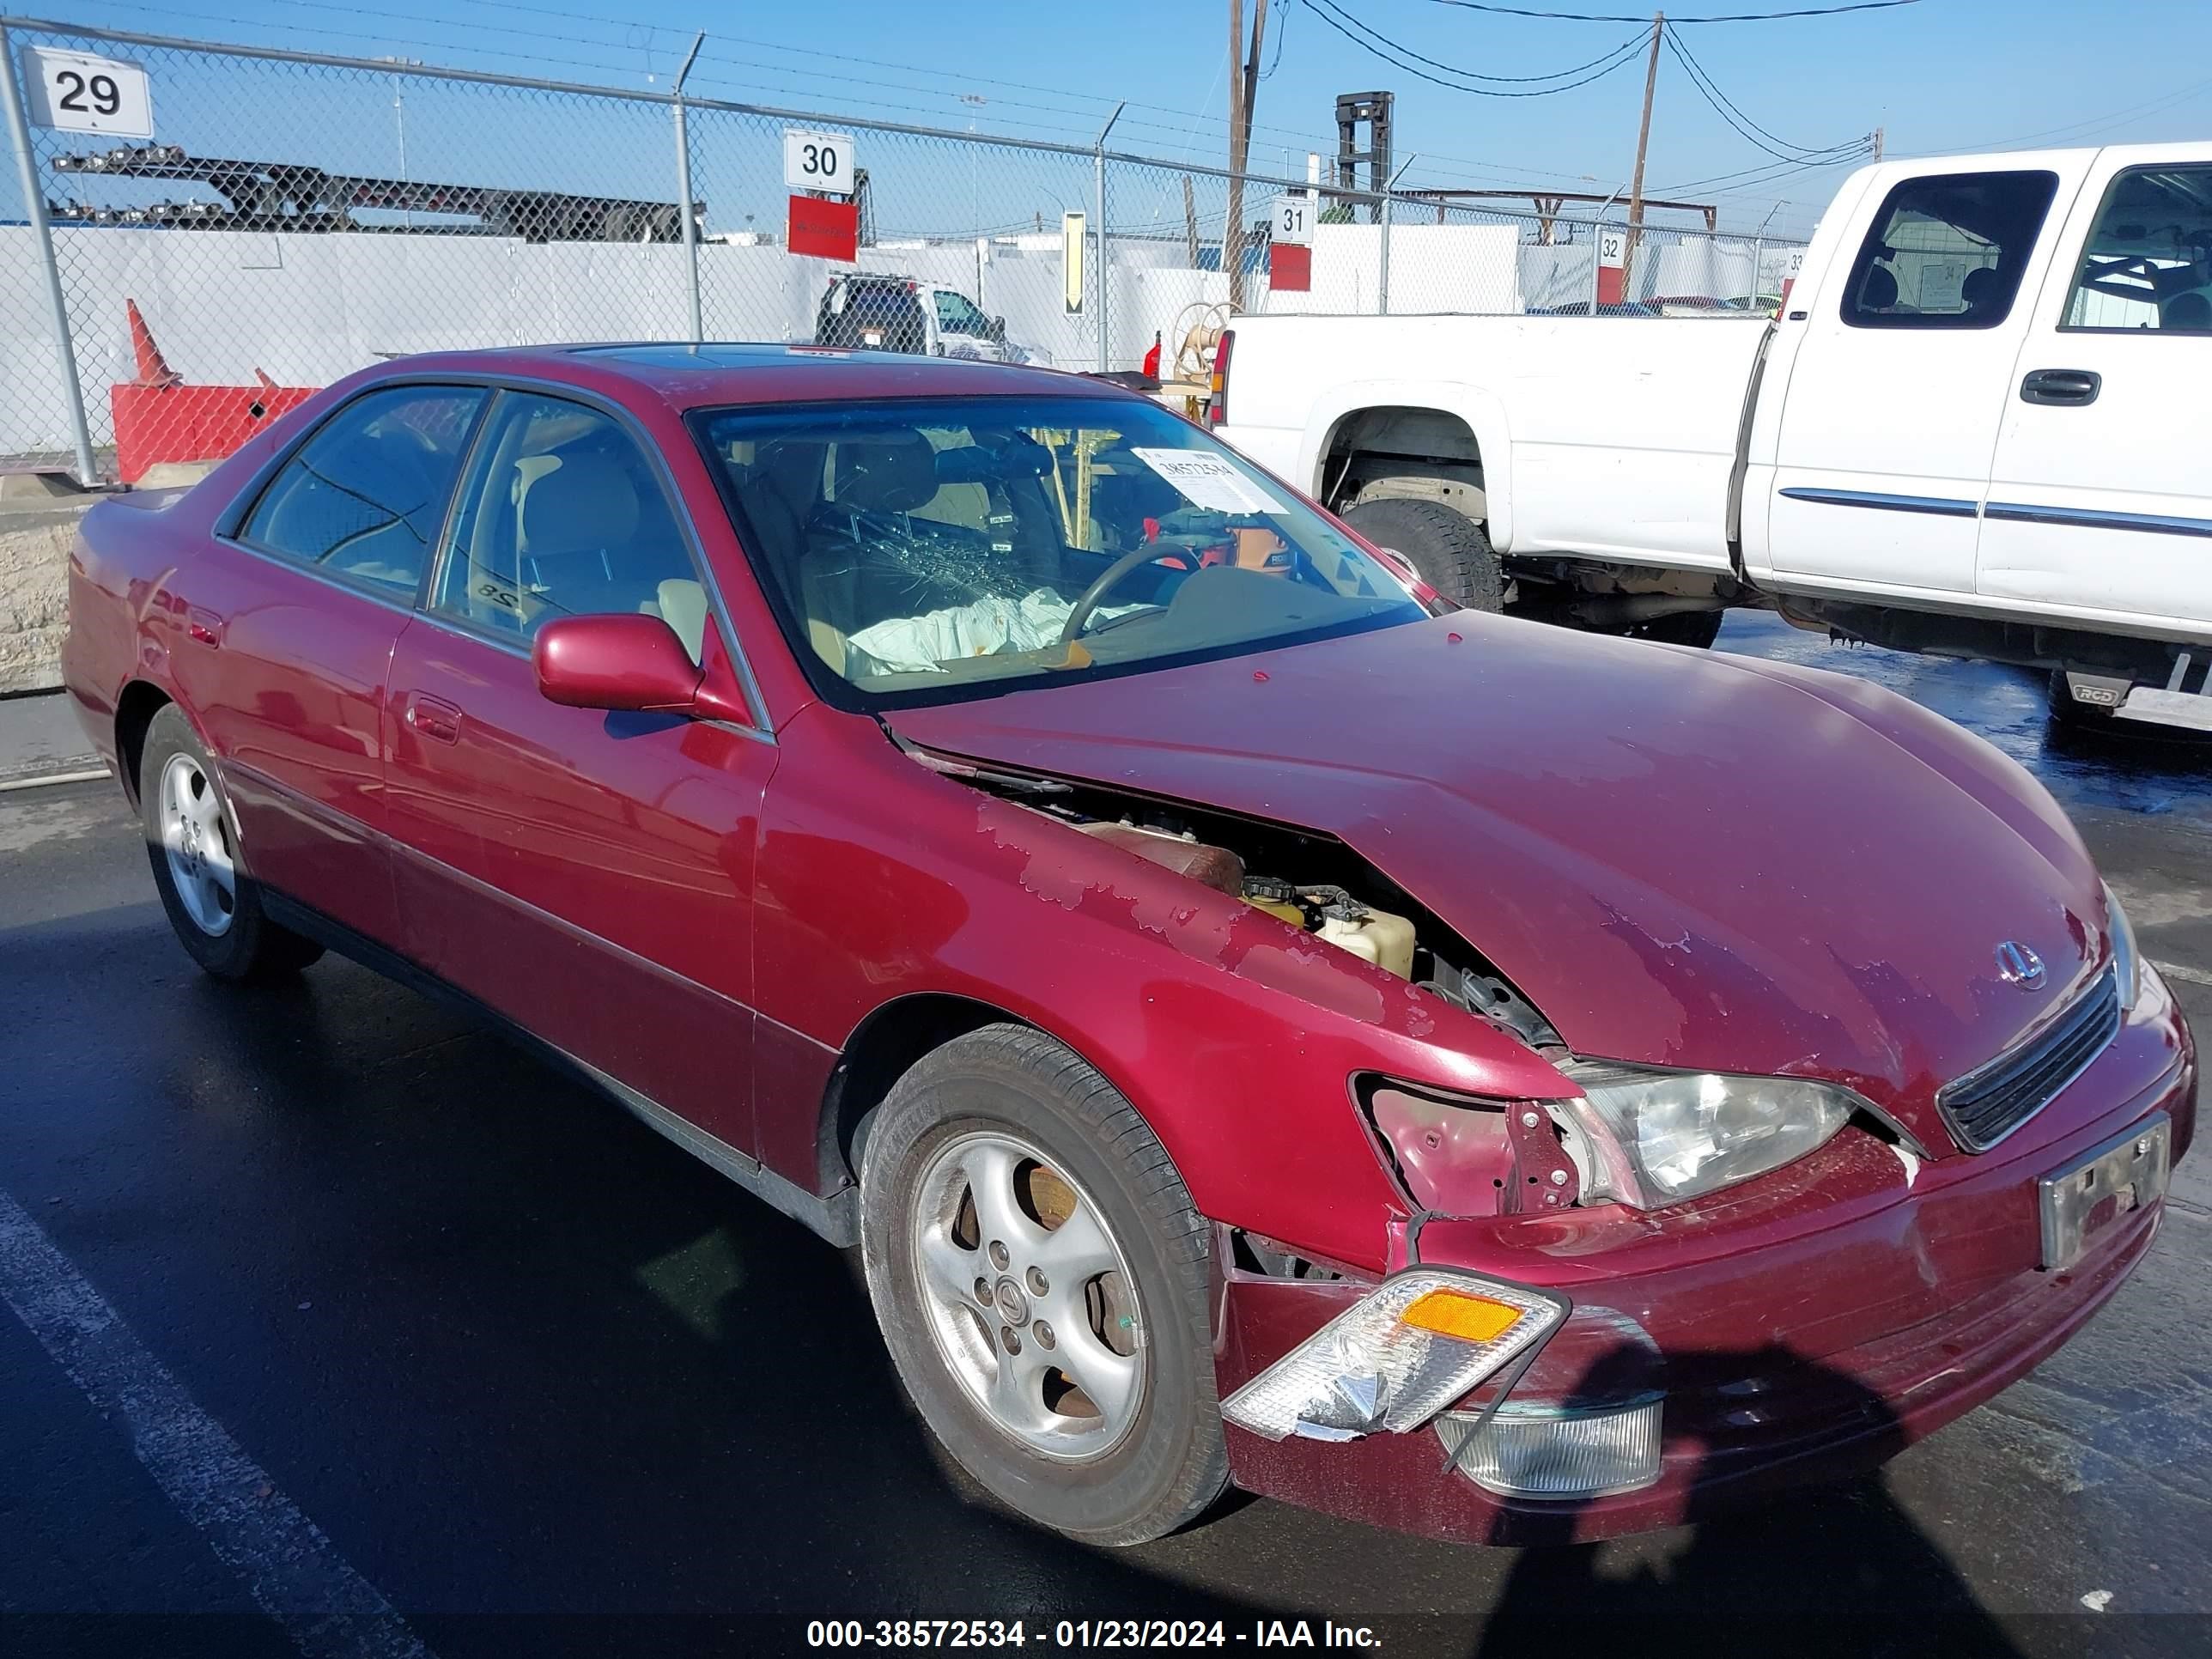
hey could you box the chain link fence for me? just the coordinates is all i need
[0,15,1807,483]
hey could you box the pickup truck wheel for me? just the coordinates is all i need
[858,1024,1228,1546]
[1341,499,1504,612]
[2047,671,2118,728]
[139,705,325,982]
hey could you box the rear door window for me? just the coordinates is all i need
[241,385,486,594]
[2061,164,2212,332]
[1840,170,2059,329]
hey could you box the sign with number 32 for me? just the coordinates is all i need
[21,47,155,139]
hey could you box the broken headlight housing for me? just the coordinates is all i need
[1557,1061,1857,1207]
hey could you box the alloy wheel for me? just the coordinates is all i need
[909,1129,1145,1462]
[158,752,236,938]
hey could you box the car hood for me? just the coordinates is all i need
[887,613,2107,1149]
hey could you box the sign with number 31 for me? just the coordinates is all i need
[21,47,155,139]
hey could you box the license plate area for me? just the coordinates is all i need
[2039,1114,2170,1273]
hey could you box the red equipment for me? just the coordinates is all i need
[109,300,318,485]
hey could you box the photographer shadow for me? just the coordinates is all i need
[1475,1344,2022,1658]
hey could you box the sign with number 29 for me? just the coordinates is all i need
[21,46,154,139]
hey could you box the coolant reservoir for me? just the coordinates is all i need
[1314,901,1416,980]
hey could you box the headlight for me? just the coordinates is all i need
[1557,1062,1858,1207]
[1220,1270,1568,1442]
[2105,882,2141,1012]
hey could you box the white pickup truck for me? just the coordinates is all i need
[1212,143,2212,730]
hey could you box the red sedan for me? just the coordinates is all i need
[63,345,2191,1547]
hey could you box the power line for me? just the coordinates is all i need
[1660,24,1867,162]
[1303,2,1657,97]
[1305,3,1656,84]
[1425,0,1920,22]
[1890,72,2212,158]
[1261,0,1290,80]
[1653,145,1870,197]
[1654,22,1857,160]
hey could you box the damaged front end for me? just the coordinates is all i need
[904,737,1686,1498]
[890,733,2185,1533]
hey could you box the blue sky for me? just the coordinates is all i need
[45,0,2212,236]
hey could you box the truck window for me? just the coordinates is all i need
[2061,165,2212,332]
[1840,170,2058,330]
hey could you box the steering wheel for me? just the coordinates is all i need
[1060,544,1171,643]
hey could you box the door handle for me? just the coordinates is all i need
[2020,368,2101,406]
[403,693,463,745]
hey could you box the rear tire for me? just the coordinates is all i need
[858,1024,1227,1546]
[1341,498,1504,612]
[139,705,324,982]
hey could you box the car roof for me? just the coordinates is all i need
[368,341,1111,411]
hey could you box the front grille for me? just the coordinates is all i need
[1937,967,2121,1152]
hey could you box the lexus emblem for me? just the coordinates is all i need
[1995,941,2046,988]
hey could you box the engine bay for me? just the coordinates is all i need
[911,744,1561,1054]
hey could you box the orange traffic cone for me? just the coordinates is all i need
[125,299,183,388]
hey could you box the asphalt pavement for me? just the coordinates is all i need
[3,617,2212,1658]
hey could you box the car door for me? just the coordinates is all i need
[1765,163,2083,593]
[191,382,489,946]
[1978,149,2212,629]
[932,289,997,359]
[383,386,777,1154]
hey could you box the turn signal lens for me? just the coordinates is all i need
[1220,1269,1569,1443]
[1401,1289,1521,1343]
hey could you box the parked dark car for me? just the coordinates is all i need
[63,343,2193,1547]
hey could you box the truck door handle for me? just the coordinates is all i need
[403,693,463,745]
[2020,368,2101,406]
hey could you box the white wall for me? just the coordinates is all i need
[1,222,1791,458]
[1260,222,1522,317]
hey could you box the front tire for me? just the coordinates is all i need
[858,1024,1227,1546]
[1340,498,1504,612]
[139,704,324,982]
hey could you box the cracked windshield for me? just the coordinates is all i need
[695,396,1424,700]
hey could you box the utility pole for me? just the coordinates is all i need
[1872,125,1884,161]
[1625,13,1662,288]
[1224,0,1269,310]
[672,32,704,344]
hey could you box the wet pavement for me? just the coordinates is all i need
[4,620,2212,1658]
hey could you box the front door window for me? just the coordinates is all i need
[430,392,714,663]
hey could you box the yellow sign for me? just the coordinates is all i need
[1062,211,1085,314]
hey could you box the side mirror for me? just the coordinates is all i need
[532,613,702,713]
[988,314,1007,342]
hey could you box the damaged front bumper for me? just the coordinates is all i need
[1212,994,2196,1547]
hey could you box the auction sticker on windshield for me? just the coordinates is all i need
[1129,447,1285,516]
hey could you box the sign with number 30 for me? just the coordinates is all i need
[20,47,154,139]
[782,129,857,197]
